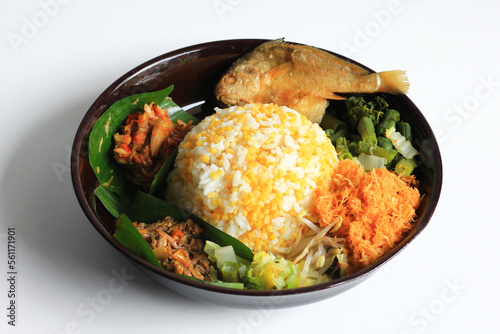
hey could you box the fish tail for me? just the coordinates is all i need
[377,70,409,94]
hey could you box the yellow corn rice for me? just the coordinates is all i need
[166,104,338,255]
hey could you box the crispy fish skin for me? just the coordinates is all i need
[215,39,409,123]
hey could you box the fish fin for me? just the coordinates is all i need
[289,95,329,124]
[271,89,302,105]
[263,62,293,80]
[377,70,410,94]
[315,91,346,100]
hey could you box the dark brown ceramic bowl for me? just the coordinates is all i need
[71,39,442,309]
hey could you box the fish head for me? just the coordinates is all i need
[215,67,261,106]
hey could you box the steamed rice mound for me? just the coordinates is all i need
[166,104,338,255]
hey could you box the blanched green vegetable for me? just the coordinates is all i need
[376,109,400,137]
[385,126,418,159]
[335,137,353,160]
[214,246,238,269]
[395,158,416,177]
[357,154,387,171]
[221,262,239,282]
[204,241,250,284]
[326,128,348,144]
[357,142,398,164]
[357,116,377,145]
[325,95,418,176]
[397,121,412,143]
[345,96,387,127]
[377,136,393,150]
[243,251,329,290]
[321,113,347,132]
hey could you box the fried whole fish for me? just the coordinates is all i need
[215,39,409,123]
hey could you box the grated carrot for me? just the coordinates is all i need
[314,159,421,272]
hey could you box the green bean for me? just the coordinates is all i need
[377,136,393,150]
[326,128,348,144]
[321,113,347,133]
[395,158,416,177]
[347,141,358,155]
[357,116,377,145]
[376,109,400,136]
[357,142,398,164]
[349,133,362,144]
[397,121,412,142]
[387,152,401,170]
[325,128,335,140]
[335,137,353,160]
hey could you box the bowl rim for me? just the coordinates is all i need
[71,38,443,297]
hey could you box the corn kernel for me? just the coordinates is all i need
[207,192,217,199]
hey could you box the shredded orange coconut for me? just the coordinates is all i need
[314,159,421,271]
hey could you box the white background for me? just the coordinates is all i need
[1,0,498,333]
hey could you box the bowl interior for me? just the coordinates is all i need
[71,39,442,307]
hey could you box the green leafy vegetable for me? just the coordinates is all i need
[129,190,186,222]
[345,96,387,127]
[149,147,178,196]
[94,185,132,218]
[113,214,162,269]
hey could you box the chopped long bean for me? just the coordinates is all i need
[347,141,358,155]
[321,113,347,132]
[357,141,398,164]
[335,137,353,160]
[397,121,412,142]
[357,116,377,145]
[376,109,400,136]
[326,128,348,144]
[377,136,393,150]
[395,158,416,177]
